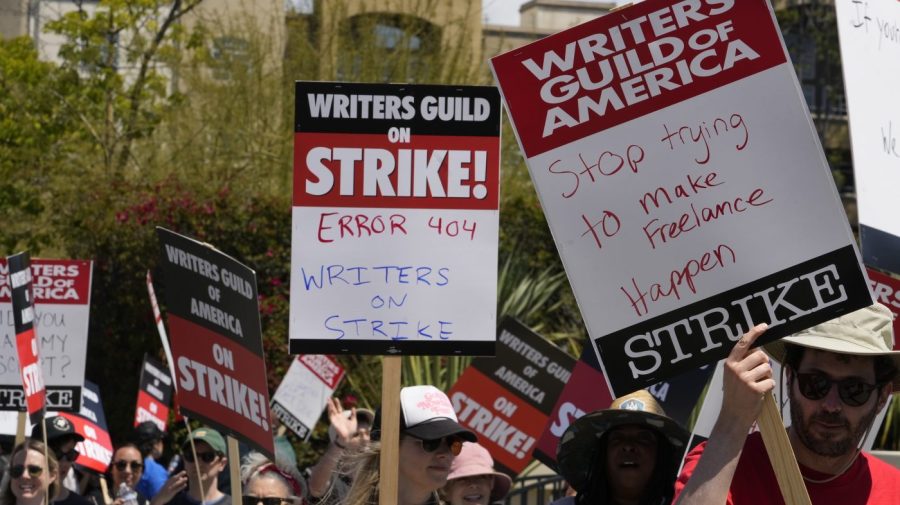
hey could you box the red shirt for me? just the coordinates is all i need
[675,432,900,504]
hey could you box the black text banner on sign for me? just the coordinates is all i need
[135,354,174,430]
[290,82,501,356]
[491,0,872,397]
[156,228,274,458]
[448,318,574,476]
[835,0,900,275]
[0,258,92,411]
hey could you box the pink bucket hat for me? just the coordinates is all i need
[446,442,512,501]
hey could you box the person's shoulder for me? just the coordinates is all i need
[863,451,900,477]
[548,497,576,505]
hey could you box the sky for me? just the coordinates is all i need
[483,0,629,26]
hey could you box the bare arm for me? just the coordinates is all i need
[675,324,775,505]
[307,398,370,498]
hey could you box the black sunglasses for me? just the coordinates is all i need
[408,436,463,456]
[10,464,44,478]
[54,447,80,462]
[183,451,218,464]
[241,497,292,505]
[114,460,143,472]
[795,371,880,407]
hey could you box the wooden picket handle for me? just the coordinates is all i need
[15,411,26,446]
[378,356,402,505]
[758,391,811,505]
[228,436,242,502]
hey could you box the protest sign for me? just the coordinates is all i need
[491,0,872,397]
[835,0,900,275]
[867,269,900,349]
[66,381,114,473]
[289,82,501,355]
[0,258,92,412]
[0,381,114,472]
[135,354,174,430]
[271,354,345,440]
[448,319,574,475]
[5,253,45,423]
[156,228,274,458]
[532,346,709,470]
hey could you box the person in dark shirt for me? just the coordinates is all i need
[149,428,229,505]
[31,416,92,505]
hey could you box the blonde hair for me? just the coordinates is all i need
[1,439,60,505]
[341,441,444,505]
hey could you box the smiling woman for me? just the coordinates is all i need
[1,439,60,505]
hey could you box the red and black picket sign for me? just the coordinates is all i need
[6,252,46,424]
[156,228,274,458]
[134,354,174,430]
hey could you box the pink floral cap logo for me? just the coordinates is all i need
[401,386,458,426]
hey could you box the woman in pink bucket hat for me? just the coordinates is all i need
[441,442,512,505]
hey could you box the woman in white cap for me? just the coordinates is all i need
[342,385,477,505]
[440,442,511,505]
[552,389,689,505]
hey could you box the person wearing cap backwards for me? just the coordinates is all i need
[551,390,689,505]
[31,416,92,505]
[131,422,169,500]
[440,442,511,505]
[305,397,374,504]
[674,303,900,504]
[341,385,477,505]
[150,427,229,505]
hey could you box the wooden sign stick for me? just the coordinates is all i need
[228,436,243,501]
[757,391,811,505]
[15,411,26,446]
[379,356,402,505]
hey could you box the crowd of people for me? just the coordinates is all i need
[0,304,897,505]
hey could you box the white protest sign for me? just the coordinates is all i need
[0,259,92,411]
[491,0,872,397]
[271,354,345,440]
[836,0,900,274]
[289,82,501,355]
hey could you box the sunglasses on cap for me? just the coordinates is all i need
[113,460,143,472]
[53,447,80,462]
[407,436,463,456]
[183,451,218,464]
[241,497,295,505]
[795,371,880,407]
[10,464,44,478]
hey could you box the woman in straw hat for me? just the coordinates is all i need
[440,442,511,505]
[552,390,689,505]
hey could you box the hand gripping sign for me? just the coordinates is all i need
[289,82,501,356]
[156,228,274,458]
[491,0,872,397]
[0,257,92,412]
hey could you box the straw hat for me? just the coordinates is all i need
[764,303,900,388]
[556,390,688,493]
[446,442,512,501]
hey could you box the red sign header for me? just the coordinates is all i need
[491,0,786,157]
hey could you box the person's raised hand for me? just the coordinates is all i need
[721,323,775,431]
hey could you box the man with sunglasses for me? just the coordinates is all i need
[150,428,229,505]
[31,416,92,505]
[674,303,900,505]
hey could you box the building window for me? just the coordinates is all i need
[338,13,440,82]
